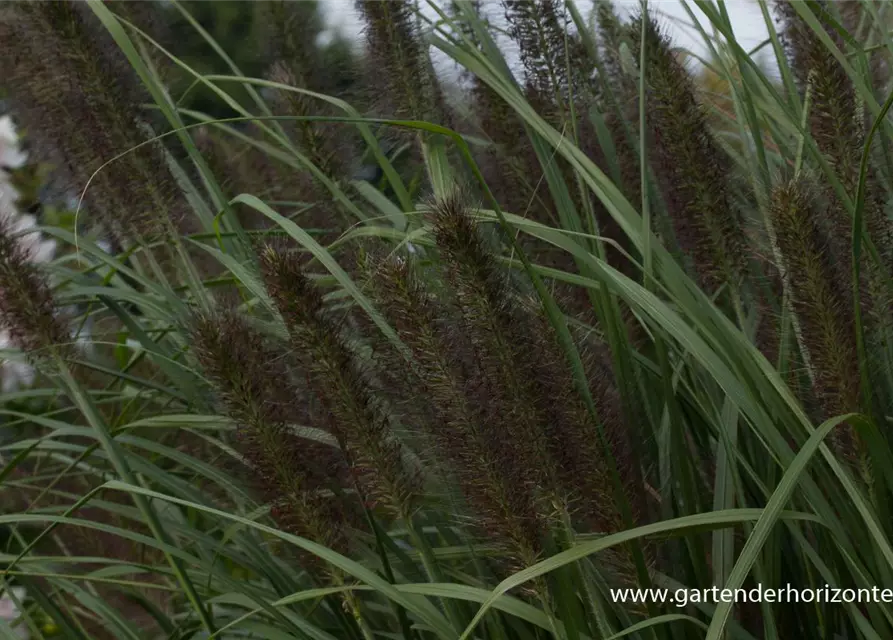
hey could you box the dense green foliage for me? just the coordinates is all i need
[0,0,892,638]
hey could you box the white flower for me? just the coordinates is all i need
[0,116,27,170]
[1,360,35,395]
[0,327,35,394]
[2,212,56,265]
[0,174,20,223]
[0,586,29,639]
[0,114,55,394]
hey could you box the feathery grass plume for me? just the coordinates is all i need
[195,123,346,249]
[105,0,178,87]
[471,63,546,221]
[259,245,419,518]
[631,14,749,295]
[523,305,645,530]
[468,68,584,298]
[502,0,589,121]
[776,0,862,189]
[263,0,359,98]
[494,0,605,292]
[596,0,627,81]
[423,195,649,582]
[479,53,599,324]
[777,1,893,411]
[776,0,893,276]
[592,30,641,217]
[263,1,349,186]
[596,1,641,206]
[0,0,188,246]
[426,193,610,605]
[520,302,651,585]
[263,0,324,81]
[463,3,624,309]
[583,119,641,284]
[461,4,557,242]
[558,0,643,287]
[352,251,443,442]
[356,0,448,126]
[365,253,545,568]
[769,177,860,459]
[430,194,561,498]
[190,307,354,581]
[0,217,70,361]
[268,61,347,186]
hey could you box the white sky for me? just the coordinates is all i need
[320,0,773,64]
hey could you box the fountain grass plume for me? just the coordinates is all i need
[769,177,861,459]
[190,307,356,581]
[632,13,749,296]
[366,253,546,569]
[0,218,69,361]
[259,245,420,518]
[0,0,189,246]
[356,0,447,126]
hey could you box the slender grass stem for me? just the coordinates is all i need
[52,359,215,634]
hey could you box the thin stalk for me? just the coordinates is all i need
[343,591,376,640]
[52,359,215,634]
[533,576,565,640]
[793,80,813,176]
[639,0,652,286]
[401,512,467,632]
[555,513,609,639]
[366,509,419,640]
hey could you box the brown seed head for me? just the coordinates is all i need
[0,218,69,358]
[260,245,420,517]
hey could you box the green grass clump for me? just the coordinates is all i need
[0,1,892,638]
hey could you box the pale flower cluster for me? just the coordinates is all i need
[0,116,58,638]
[0,114,56,394]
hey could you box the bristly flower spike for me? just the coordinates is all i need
[776,0,893,402]
[430,192,651,585]
[631,14,749,296]
[355,0,448,126]
[0,218,70,361]
[190,307,355,582]
[769,177,861,460]
[0,0,189,246]
[502,0,589,122]
[259,245,419,519]
[430,193,562,504]
[776,0,893,281]
[365,253,546,569]
[268,61,346,186]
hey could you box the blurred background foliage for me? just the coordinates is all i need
[110,0,360,118]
